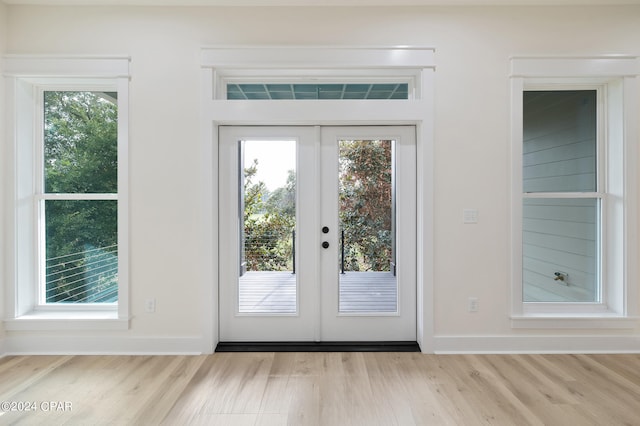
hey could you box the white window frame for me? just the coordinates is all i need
[510,56,639,328]
[3,56,130,330]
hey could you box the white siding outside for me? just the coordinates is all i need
[522,91,599,302]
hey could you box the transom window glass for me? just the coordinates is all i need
[522,90,600,303]
[42,91,118,304]
[227,83,409,100]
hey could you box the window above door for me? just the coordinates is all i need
[226,82,410,100]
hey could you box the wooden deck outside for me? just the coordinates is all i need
[238,271,397,313]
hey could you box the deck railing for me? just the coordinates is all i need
[45,244,118,303]
[244,228,395,276]
[244,230,295,273]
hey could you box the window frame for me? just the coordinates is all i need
[3,57,130,330]
[510,56,639,328]
[522,85,605,307]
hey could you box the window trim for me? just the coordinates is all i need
[510,56,640,328]
[3,56,130,330]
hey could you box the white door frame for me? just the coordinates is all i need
[200,46,435,353]
[218,126,416,342]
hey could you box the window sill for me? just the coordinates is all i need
[4,311,130,331]
[511,314,638,329]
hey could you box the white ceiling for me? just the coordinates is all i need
[3,0,640,5]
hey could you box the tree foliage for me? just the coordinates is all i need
[243,162,296,271]
[339,140,393,272]
[242,139,393,274]
[44,91,118,303]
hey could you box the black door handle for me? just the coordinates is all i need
[322,226,329,234]
[322,241,330,249]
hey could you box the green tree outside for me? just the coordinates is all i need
[44,91,118,303]
[242,139,393,273]
[339,140,393,272]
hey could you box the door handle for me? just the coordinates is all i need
[322,241,330,249]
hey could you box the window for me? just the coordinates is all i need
[226,83,410,100]
[510,56,639,326]
[4,57,129,330]
[42,91,118,304]
[522,89,600,303]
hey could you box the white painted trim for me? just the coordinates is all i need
[200,69,217,354]
[0,338,5,357]
[201,46,435,69]
[5,312,129,331]
[511,316,639,329]
[202,46,435,352]
[209,100,429,125]
[511,56,640,78]
[3,56,131,328]
[417,69,435,354]
[509,56,639,323]
[434,335,640,354]
[3,55,130,78]
[2,336,205,355]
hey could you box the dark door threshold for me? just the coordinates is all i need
[215,341,421,352]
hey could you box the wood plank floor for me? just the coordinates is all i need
[239,271,397,313]
[1,352,640,425]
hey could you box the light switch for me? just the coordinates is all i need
[463,208,478,224]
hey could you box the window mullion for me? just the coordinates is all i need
[522,192,603,199]
[37,193,118,201]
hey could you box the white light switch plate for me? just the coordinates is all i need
[463,208,478,224]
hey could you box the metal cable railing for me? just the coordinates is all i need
[45,244,118,303]
[242,228,395,276]
[243,230,295,273]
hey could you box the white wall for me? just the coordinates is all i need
[3,5,640,353]
[0,1,7,354]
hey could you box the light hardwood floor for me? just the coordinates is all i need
[1,352,640,425]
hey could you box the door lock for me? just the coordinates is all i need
[322,241,330,249]
[322,226,329,234]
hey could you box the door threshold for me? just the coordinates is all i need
[215,341,420,352]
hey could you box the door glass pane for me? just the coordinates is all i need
[45,200,118,303]
[522,198,599,303]
[238,140,297,313]
[339,139,397,313]
[523,90,597,193]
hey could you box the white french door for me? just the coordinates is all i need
[219,126,416,342]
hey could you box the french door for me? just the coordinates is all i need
[219,126,416,341]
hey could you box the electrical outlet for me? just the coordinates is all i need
[145,298,156,313]
[468,297,479,313]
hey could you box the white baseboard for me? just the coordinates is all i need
[5,334,639,355]
[3,335,211,355]
[434,335,640,354]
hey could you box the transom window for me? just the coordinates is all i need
[226,83,409,100]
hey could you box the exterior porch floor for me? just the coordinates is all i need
[238,271,397,314]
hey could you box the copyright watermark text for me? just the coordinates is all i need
[1,401,73,412]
